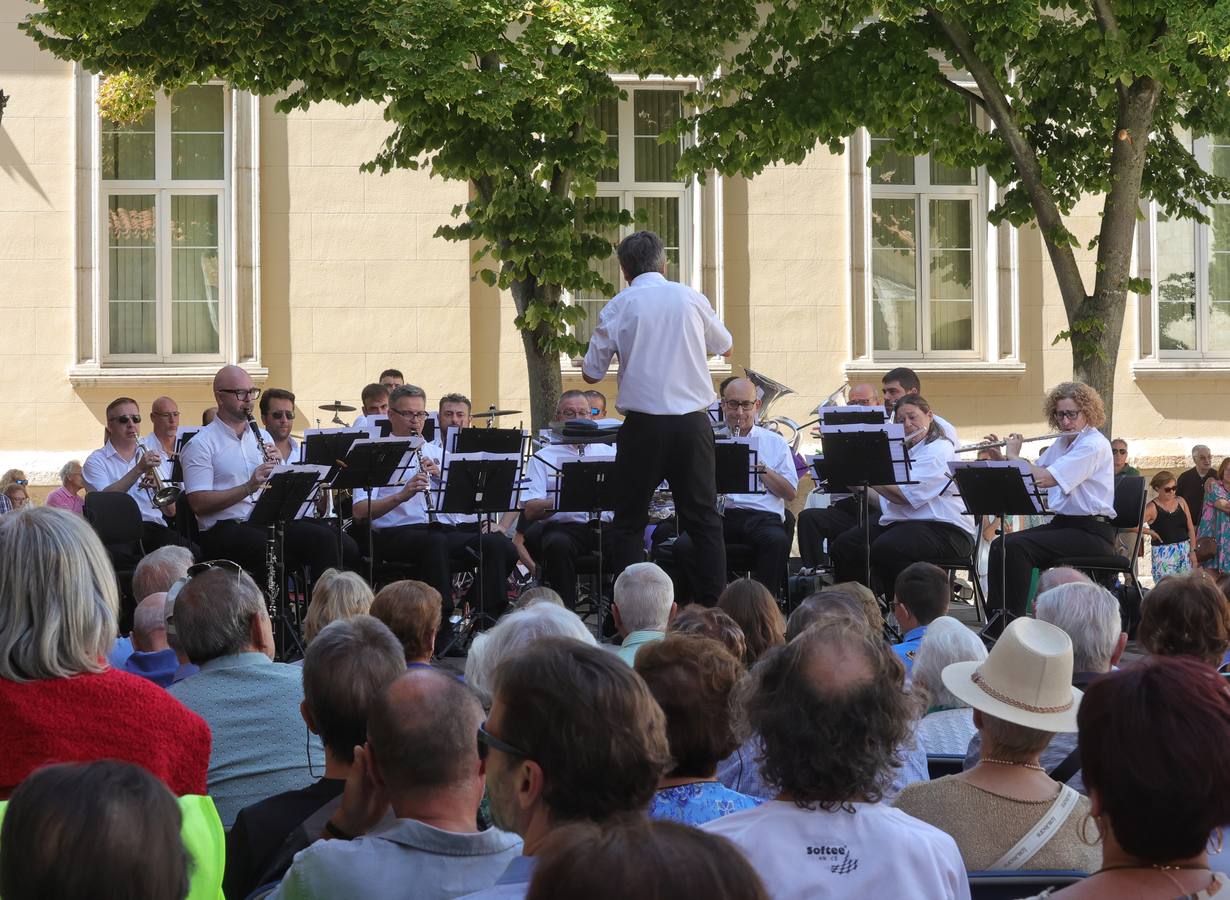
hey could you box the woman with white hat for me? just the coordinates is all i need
[893,617,1099,872]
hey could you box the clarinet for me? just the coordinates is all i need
[247,413,280,619]
[413,443,438,524]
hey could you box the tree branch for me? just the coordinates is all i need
[933,73,987,112]
[1090,0,1122,40]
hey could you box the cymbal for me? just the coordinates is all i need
[472,408,522,419]
[318,401,357,412]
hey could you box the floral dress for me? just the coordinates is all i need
[649,781,762,826]
[1198,480,1230,574]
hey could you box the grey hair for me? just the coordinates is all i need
[910,616,987,710]
[616,231,667,280]
[1034,582,1122,674]
[132,546,195,603]
[132,593,168,644]
[513,585,565,610]
[58,460,82,484]
[1035,566,1091,596]
[1193,444,1211,458]
[0,508,118,681]
[388,384,427,406]
[463,603,595,706]
[173,567,267,664]
[303,569,374,644]
[614,563,674,632]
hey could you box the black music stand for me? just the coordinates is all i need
[248,467,328,661]
[819,428,913,591]
[714,440,762,499]
[555,458,618,636]
[949,461,1049,640]
[329,438,417,584]
[301,428,369,561]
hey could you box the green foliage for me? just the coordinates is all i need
[1053,315,1109,364]
[95,72,157,125]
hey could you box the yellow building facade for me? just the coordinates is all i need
[2,2,1225,493]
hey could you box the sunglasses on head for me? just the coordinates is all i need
[185,559,244,591]
[109,414,142,425]
[477,722,531,761]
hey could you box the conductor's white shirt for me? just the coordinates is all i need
[582,272,732,415]
[180,417,275,532]
[881,437,976,537]
[1038,427,1115,517]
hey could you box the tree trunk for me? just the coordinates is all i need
[509,276,564,431]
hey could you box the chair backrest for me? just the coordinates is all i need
[1111,475,1147,530]
[967,870,1087,900]
[926,754,965,779]
[84,491,144,546]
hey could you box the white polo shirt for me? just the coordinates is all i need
[179,417,275,531]
[1038,427,1115,517]
[881,437,975,536]
[353,441,442,530]
[581,272,732,415]
[724,426,799,521]
[523,441,616,525]
[83,442,165,526]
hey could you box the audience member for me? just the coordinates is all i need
[0,469,28,495]
[45,460,87,515]
[667,604,747,662]
[821,581,885,635]
[1199,458,1230,574]
[525,819,768,900]
[4,483,30,510]
[464,638,670,898]
[0,508,209,797]
[226,617,409,899]
[612,562,676,666]
[635,636,760,826]
[0,760,190,900]
[895,618,1098,872]
[890,561,950,674]
[1035,566,1092,595]
[120,592,181,687]
[1138,572,1230,667]
[511,586,564,610]
[909,616,987,755]
[717,577,785,667]
[463,602,595,708]
[1110,438,1139,481]
[303,569,374,644]
[1026,657,1230,898]
[168,563,323,826]
[1177,444,1216,524]
[371,580,443,668]
[1144,470,1198,580]
[704,620,967,898]
[784,589,869,641]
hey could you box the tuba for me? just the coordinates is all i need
[742,367,803,452]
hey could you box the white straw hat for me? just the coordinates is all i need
[941,617,1081,732]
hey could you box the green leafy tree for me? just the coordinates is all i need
[22,0,664,427]
[665,0,1230,431]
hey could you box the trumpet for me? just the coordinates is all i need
[145,461,182,511]
[955,432,1063,454]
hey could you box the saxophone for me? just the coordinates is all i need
[247,414,280,618]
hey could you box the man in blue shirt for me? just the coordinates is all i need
[890,561,951,675]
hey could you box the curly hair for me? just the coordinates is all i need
[1139,572,1230,667]
[740,620,911,810]
[668,604,747,662]
[1043,381,1106,430]
[718,578,785,666]
[821,582,885,636]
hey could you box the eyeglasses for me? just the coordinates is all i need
[722,400,757,411]
[218,388,262,400]
[108,414,142,425]
[390,408,428,420]
[477,721,530,761]
[267,410,295,421]
[1113,448,1128,456]
[1161,486,1177,493]
[151,411,180,419]
[1054,410,1082,421]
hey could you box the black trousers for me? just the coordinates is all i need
[526,520,616,609]
[832,519,974,601]
[442,526,518,617]
[987,517,1116,618]
[674,507,789,601]
[199,519,345,586]
[797,498,873,567]
[610,410,726,606]
[371,524,454,616]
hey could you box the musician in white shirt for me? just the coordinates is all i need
[986,382,1116,619]
[352,382,390,431]
[521,391,616,609]
[882,366,960,445]
[673,378,798,599]
[141,395,181,520]
[831,395,976,601]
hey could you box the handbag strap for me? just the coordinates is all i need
[988,784,1082,871]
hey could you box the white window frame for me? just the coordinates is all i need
[71,67,264,385]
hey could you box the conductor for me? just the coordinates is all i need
[582,230,733,606]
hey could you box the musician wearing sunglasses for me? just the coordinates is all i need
[984,382,1116,621]
[179,366,344,581]
[83,397,195,554]
[260,388,301,463]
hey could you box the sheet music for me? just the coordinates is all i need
[819,404,890,424]
[820,421,910,482]
[440,450,524,511]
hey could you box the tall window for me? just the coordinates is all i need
[573,85,692,345]
[867,118,983,358]
[100,85,228,361]
[1151,133,1230,357]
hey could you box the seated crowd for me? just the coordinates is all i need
[4,502,1230,900]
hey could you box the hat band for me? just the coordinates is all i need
[970,670,1073,715]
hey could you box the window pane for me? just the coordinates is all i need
[869,136,914,186]
[573,196,622,344]
[929,199,974,351]
[930,155,975,186]
[871,198,918,351]
[1156,210,1197,351]
[172,85,225,180]
[592,97,619,183]
[171,195,221,354]
[108,195,157,354]
[1210,204,1230,351]
[101,107,155,181]
[634,90,683,182]
[634,196,681,280]
[1213,134,1230,181]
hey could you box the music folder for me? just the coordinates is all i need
[247,464,330,527]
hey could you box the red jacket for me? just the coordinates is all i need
[0,667,210,797]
